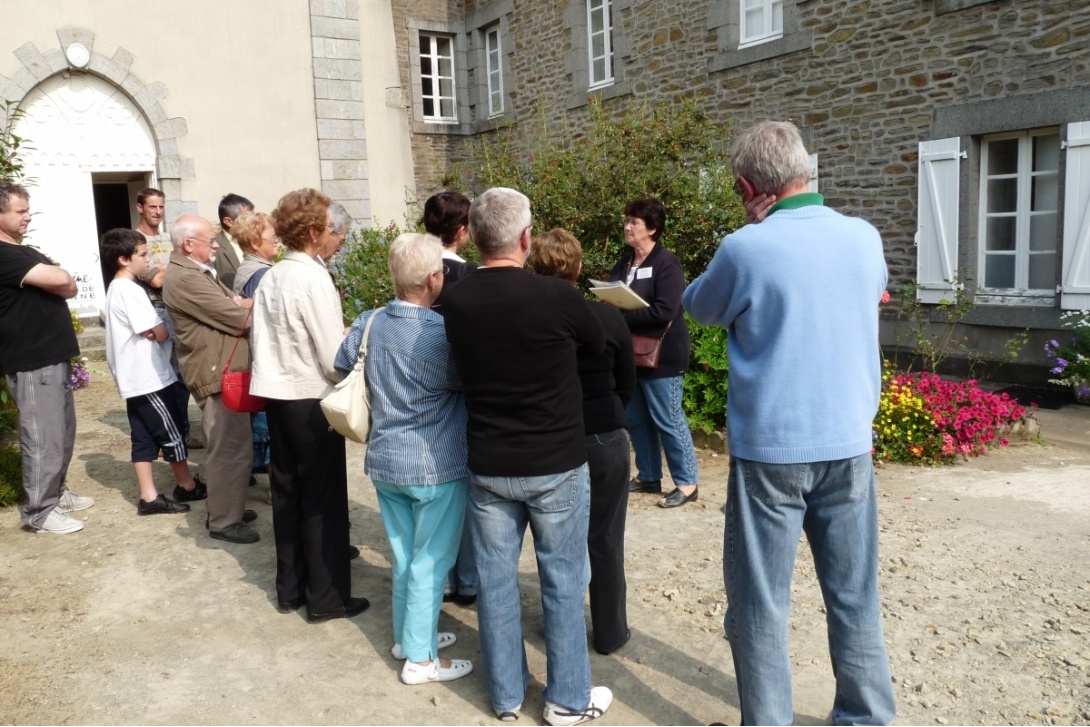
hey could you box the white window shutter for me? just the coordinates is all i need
[915,138,962,303]
[1061,121,1090,310]
[808,153,818,193]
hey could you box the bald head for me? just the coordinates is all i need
[171,214,218,265]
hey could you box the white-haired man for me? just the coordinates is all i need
[442,188,612,726]
[683,121,896,725]
[163,214,258,544]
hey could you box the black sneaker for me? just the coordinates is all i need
[137,495,191,516]
[174,475,208,502]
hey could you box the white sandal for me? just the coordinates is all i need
[400,658,473,685]
[391,631,457,660]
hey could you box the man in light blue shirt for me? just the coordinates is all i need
[683,121,896,726]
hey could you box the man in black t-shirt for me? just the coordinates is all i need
[443,187,613,725]
[0,183,93,534]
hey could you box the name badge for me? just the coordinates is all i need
[636,267,653,279]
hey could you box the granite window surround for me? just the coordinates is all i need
[467,0,516,131]
[406,18,472,135]
[707,0,811,73]
[563,0,633,109]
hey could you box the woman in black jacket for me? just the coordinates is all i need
[608,198,699,508]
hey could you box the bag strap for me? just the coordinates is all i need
[224,306,253,371]
[352,307,384,372]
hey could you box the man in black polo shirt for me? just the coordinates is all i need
[443,187,613,726]
[0,183,94,533]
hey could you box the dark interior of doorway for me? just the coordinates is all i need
[91,173,152,291]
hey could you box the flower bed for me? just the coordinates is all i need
[873,366,1034,465]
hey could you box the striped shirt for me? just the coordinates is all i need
[335,299,468,485]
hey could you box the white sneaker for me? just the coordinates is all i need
[544,686,613,726]
[391,632,456,660]
[56,490,95,513]
[399,658,473,685]
[37,509,85,534]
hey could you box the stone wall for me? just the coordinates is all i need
[395,0,1090,300]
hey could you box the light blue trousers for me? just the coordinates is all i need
[373,478,467,663]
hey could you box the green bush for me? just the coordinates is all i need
[329,223,402,324]
[683,314,729,434]
[0,446,23,507]
[459,97,744,286]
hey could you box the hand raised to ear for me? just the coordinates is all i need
[744,193,777,225]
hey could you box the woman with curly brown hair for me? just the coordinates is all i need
[250,188,370,623]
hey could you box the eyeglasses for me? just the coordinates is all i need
[623,218,645,229]
[187,236,216,247]
[261,235,281,246]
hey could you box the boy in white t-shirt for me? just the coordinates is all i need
[102,229,207,515]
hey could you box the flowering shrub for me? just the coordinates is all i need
[873,365,1032,465]
[69,358,91,390]
[1044,310,1090,403]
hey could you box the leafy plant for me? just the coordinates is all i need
[1,99,31,185]
[459,97,743,286]
[0,446,22,507]
[1044,310,1090,402]
[328,222,403,324]
[682,314,729,434]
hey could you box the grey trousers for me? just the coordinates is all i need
[6,363,76,529]
[195,393,252,532]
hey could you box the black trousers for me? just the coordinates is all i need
[266,398,351,614]
[586,427,631,652]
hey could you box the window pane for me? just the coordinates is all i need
[420,34,432,54]
[593,58,605,83]
[435,37,451,56]
[744,8,763,38]
[1031,174,1058,212]
[440,98,454,118]
[1028,252,1056,290]
[421,77,433,95]
[592,33,605,58]
[986,178,1017,213]
[772,0,783,32]
[987,138,1018,175]
[590,5,604,33]
[423,98,434,117]
[984,254,1016,289]
[986,216,1016,251]
[421,56,432,75]
[439,78,453,98]
[1029,213,1057,252]
[1033,133,1060,172]
[438,58,452,78]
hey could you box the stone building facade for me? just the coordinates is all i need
[393,0,1090,379]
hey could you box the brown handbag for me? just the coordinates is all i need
[631,323,671,369]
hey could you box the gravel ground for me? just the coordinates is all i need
[0,372,1087,725]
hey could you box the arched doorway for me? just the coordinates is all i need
[14,72,157,316]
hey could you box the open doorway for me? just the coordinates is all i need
[91,172,155,293]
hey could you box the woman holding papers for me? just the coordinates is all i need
[607,198,700,509]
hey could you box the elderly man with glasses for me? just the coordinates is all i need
[163,214,259,544]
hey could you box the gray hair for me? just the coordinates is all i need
[170,215,207,253]
[388,232,443,298]
[730,121,812,196]
[469,187,531,257]
[328,202,352,235]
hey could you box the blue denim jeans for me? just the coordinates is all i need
[469,465,593,713]
[626,375,698,486]
[445,500,478,596]
[373,478,467,663]
[724,454,896,726]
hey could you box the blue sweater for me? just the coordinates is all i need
[682,204,887,464]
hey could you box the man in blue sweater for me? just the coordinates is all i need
[683,121,896,726]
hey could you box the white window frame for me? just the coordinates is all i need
[739,0,784,49]
[976,128,1060,302]
[419,31,458,124]
[587,0,614,90]
[484,25,504,118]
